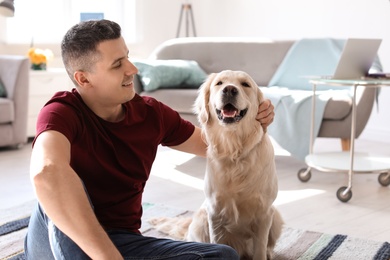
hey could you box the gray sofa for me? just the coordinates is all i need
[133,37,378,153]
[0,55,29,148]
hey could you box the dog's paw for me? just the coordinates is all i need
[266,249,274,260]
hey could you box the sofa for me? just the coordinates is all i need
[133,37,380,160]
[0,55,29,148]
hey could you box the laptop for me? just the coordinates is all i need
[325,38,382,80]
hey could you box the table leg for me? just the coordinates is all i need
[345,85,358,194]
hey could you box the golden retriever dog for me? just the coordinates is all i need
[150,70,283,260]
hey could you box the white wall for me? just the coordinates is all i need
[1,0,389,142]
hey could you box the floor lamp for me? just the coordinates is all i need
[176,2,197,37]
[0,0,14,17]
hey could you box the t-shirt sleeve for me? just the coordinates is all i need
[153,99,195,147]
[34,101,80,145]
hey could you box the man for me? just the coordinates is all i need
[24,19,275,259]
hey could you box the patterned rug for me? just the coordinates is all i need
[1,200,389,260]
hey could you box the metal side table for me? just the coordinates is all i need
[297,78,390,202]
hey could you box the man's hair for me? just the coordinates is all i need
[61,19,122,86]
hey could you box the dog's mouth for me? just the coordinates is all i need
[216,104,248,124]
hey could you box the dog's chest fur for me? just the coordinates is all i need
[204,126,278,221]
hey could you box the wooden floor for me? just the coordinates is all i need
[1,137,389,242]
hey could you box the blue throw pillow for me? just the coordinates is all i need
[133,59,207,92]
[0,78,6,97]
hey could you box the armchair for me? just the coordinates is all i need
[0,55,29,148]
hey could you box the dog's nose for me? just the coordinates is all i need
[222,85,238,96]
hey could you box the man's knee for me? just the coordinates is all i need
[215,244,239,259]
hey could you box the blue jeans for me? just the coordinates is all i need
[24,203,239,260]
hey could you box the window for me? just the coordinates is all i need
[80,13,105,22]
[5,0,136,44]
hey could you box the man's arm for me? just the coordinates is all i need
[169,126,207,157]
[30,130,123,260]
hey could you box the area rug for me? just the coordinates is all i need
[1,201,389,260]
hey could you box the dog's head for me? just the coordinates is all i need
[195,70,264,127]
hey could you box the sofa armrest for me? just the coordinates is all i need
[0,56,28,98]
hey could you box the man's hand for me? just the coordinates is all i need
[256,99,274,130]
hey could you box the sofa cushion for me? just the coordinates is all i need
[142,87,352,121]
[133,59,207,92]
[143,89,350,121]
[0,78,6,97]
[0,98,14,123]
[141,89,198,114]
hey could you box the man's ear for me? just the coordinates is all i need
[74,71,91,88]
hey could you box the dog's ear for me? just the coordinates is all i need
[194,73,217,125]
[256,85,264,105]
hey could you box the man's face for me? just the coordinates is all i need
[83,36,138,106]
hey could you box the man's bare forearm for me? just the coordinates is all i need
[32,165,123,260]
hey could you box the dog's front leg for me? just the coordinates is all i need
[206,205,224,244]
[253,207,275,260]
[207,208,217,243]
[187,204,211,243]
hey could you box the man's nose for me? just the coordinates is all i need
[126,59,138,75]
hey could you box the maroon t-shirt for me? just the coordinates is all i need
[33,89,195,233]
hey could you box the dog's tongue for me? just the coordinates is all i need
[222,104,238,118]
[222,109,237,117]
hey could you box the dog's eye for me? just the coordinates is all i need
[241,82,250,88]
[216,81,223,85]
